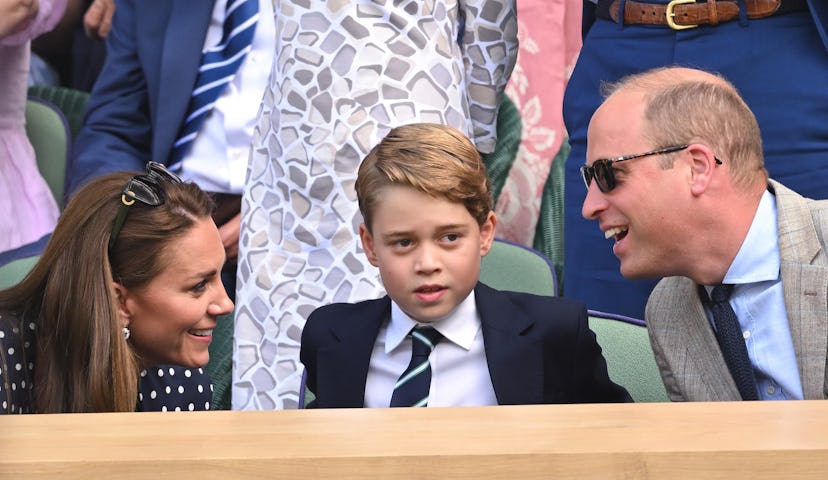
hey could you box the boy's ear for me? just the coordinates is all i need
[112,282,132,327]
[359,223,380,267]
[479,212,497,257]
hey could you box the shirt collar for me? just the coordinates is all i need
[385,290,480,353]
[723,189,780,285]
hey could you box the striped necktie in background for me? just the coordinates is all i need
[169,0,259,169]
[390,327,444,407]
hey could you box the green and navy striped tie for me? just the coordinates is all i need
[390,326,443,407]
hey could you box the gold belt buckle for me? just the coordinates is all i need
[666,0,699,30]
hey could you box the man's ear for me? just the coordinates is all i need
[112,282,132,327]
[686,144,718,196]
[479,211,497,257]
[359,223,379,267]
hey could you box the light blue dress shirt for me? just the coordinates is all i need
[705,190,803,400]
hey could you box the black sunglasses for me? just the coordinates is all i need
[108,162,183,252]
[581,145,706,193]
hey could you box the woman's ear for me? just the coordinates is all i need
[112,282,131,327]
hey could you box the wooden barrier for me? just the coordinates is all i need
[2,401,827,479]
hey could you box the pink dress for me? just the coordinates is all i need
[0,0,66,252]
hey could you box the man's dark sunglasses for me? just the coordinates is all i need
[581,144,712,193]
[108,162,183,252]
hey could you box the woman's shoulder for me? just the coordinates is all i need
[136,366,213,412]
[0,310,37,414]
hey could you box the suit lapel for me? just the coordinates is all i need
[316,297,390,408]
[476,283,544,405]
[651,279,741,401]
[156,0,215,164]
[772,180,828,399]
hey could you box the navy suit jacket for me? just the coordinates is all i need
[69,0,215,194]
[300,283,632,408]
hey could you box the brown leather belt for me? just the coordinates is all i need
[595,0,808,30]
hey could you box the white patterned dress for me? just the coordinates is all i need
[234,0,518,409]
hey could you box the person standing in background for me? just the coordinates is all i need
[0,0,66,254]
[28,0,114,89]
[69,0,276,298]
[561,0,828,320]
[234,0,518,410]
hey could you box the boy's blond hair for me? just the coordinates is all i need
[356,123,492,230]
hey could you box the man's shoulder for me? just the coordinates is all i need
[646,276,697,323]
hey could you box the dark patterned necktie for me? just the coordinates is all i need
[709,284,758,400]
[390,327,444,407]
[169,0,259,168]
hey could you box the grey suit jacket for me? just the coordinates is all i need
[645,180,828,401]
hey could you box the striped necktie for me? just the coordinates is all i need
[390,327,444,408]
[169,0,259,169]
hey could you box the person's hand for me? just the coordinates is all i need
[82,0,114,40]
[218,212,241,262]
[0,0,39,39]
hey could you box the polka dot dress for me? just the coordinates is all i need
[136,366,213,412]
[0,311,36,414]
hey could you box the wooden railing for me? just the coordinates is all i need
[2,401,827,479]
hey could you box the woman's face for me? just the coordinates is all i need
[116,217,233,368]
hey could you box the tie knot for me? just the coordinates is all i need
[711,284,735,303]
[411,326,443,356]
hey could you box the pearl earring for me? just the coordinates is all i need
[123,326,131,340]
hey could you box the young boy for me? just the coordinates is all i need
[300,123,631,408]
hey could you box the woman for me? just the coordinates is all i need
[0,162,233,413]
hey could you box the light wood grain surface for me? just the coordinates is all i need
[2,401,827,479]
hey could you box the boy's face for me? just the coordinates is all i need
[360,185,496,323]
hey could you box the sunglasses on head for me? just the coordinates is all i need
[580,145,694,193]
[108,162,183,253]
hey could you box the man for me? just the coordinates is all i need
[581,66,828,401]
[563,0,828,320]
[69,0,275,297]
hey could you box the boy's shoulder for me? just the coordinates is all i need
[310,295,390,316]
[304,296,391,331]
[477,282,585,313]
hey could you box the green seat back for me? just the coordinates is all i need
[27,85,90,141]
[0,256,40,290]
[588,313,668,402]
[480,239,557,297]
[25,98,69,208]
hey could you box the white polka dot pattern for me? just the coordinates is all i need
[136,366,213,412]
[0,311,36,414]
[1,312,214,414]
